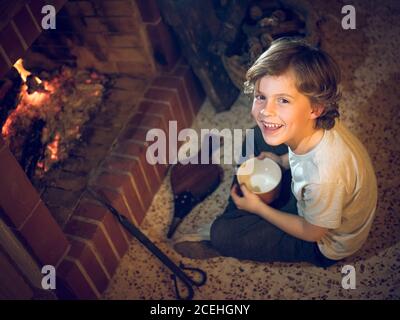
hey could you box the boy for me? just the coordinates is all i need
[174,38,378,268]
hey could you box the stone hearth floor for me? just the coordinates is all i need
[102,0,400,299]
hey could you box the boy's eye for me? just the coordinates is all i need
[254,95,266,102]
[278,97,290,104]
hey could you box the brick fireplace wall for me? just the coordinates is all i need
[60,61,204,298]
[0,0,180,77]
[0,0,205,299]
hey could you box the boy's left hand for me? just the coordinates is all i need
[230,184,266,215]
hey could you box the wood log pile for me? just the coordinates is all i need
[221,4,314,90]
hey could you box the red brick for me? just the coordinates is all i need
[13,6,41,48]
[118,116,142,142]
[27,0,47,27]
[138,112,166,129]
[0,249,34,299]
[0,135,5,149]
[65,238,108,296]
[94,171,146,225]
[101,34,141,48]
[113,141,161,195]
[0,24,25,65]
[18,201,70,267]
[47,0,68,12]
[0,52,10,78]
[65,217,119,277]
[144,87,186,132]
[135,0,161,23]
[108,48,148,64]
[89,185,135,227]
[173,65,206,115]
[74,200,129,258]
[119,112,166,142]
[138,100,174,131]
[152,75,194,127]
[97,1,135,17]
[41,187,80,210]
[84,17,140,33]
[146,20,179,71]
[0,147,40,228]
[115,60,157,77]
[103,155,153,210]
[64,1,96,16]
[57,259,98,299]
[123,127,169,181]
[120,116,170,177]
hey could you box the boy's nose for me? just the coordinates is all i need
[260,101,276,116]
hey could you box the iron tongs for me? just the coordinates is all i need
[87,188,207,300]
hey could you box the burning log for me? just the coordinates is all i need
[26,74,45,95]
[1,59,108,179]
[20,119,46,178]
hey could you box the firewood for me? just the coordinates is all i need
[248,37,263,62]
[258,16,280,28]
[271,10,287,22]
[26,75,45,94]
[260,33,273,49]
[249,5,263,21]
[268,19,305,37]
[221,55,247,90]
[242,23,261,38]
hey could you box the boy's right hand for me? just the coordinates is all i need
[257,152,290,170]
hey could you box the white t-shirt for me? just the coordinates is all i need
[288,120,378,260]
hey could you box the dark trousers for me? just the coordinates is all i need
[210,126,338,268]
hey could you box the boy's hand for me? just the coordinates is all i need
[230,184,266,215]
[257,152,290,170]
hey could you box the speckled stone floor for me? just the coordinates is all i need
[102,0,400,299]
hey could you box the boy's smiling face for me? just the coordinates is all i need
[251,70,322,152]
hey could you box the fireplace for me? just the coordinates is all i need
[0,0,204,299]
[0,0,319,299]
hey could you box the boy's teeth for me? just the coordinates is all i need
[263,122,283,128]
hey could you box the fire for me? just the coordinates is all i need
[13,58,42,84]
[12,59,53,107]
[1,117,12,137]
[2,60,52,139]
[22,84,48,106]
[1,59,107,178]
[47,133,60,161]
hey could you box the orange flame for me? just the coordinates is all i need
[13,59,42,84]
[47,133,60,161]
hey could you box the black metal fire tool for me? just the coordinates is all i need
[86,188,207,300]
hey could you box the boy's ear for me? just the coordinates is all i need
[310,105,325,120]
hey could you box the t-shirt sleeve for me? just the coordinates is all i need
[297,182,345,229]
